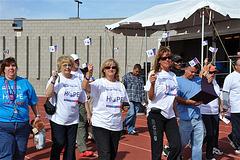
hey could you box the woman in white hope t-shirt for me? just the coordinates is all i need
[46,55,89,160]
[145,46,181,160]
[82,58,130,160]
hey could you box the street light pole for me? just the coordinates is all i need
[74,0,82,18]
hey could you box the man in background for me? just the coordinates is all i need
[170,54,184,76]
[163,54,183,157]
[122,64,145,135]
[70,54,93,157]
[222,58,240,154]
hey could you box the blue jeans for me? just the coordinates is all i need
[179,118,204,160]
[0,121,30,160]
[123,102,140,133]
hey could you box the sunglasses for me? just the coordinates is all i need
[105,66,117,69]
[174,60,182,63]
[159,56,172,61]
[62,64,72,68]
[209,71,217,74]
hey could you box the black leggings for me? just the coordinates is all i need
[147,111,182,160]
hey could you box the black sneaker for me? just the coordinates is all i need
[122,127,127,135]
[128,130,138,135]
[163,145,170,157]
[177,155,183,160]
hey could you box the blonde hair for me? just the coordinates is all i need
[100,58,119,78]
[152,46,172,73]
[57,55,74,70]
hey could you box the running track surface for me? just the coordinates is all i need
[25,97,240,160]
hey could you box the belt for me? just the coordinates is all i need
[150,108,161,113]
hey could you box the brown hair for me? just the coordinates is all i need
[100,58,119,78]
[0,57,18,74]
[152,46,172,73]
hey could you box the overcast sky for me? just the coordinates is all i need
[0,0,177,19]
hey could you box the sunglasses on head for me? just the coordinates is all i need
[209,71,217,74]
[105,66,117,69]
[159,56,172,61]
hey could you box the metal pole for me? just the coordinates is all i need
[125,36,127,74]
[74,1,82,18]
[50,36,53,76]
[201,9,205,69]
[38,36,41,80]
[77,3,79,18]
[112,36,114,59]
[87,36,89,63]
[99,36,102,78]
[104,29,106,60]
[3,36,5,59]
[26,36,29,79]
[145,28,147,83]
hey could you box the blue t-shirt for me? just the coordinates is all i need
[176,76,202,120]
[0,76,38,122]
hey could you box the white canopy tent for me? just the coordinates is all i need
[106,0,240,80]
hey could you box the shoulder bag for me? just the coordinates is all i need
[44,76,60,115]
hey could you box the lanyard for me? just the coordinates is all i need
[4,77,17,101]
[4,77,18,120]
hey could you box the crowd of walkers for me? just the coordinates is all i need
[0,46,239,160]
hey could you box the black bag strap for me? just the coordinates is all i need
[55,75,60,104]
[52,75,60,105]
[47,75,60,104]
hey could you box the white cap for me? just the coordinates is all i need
[70,54,79,61]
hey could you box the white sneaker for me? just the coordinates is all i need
[213,147,223,155]
[235,150,240,154]
[162,145,170,157]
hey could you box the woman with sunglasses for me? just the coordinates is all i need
[46,55,88,160]
[82,58,130,160]
[200,59,225,160]
[145,46,181,160]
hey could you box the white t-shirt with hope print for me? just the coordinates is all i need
[90,78,129,131]
[46,73,87,125]
[145,70,178,119]
[71,68,84,83]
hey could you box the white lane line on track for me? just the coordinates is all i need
[135,124,147,127]
[119,142,151,152]
[219,131,231,134]
[222,153,240,159]
[25,155,34,160]
[136,118,147,122]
